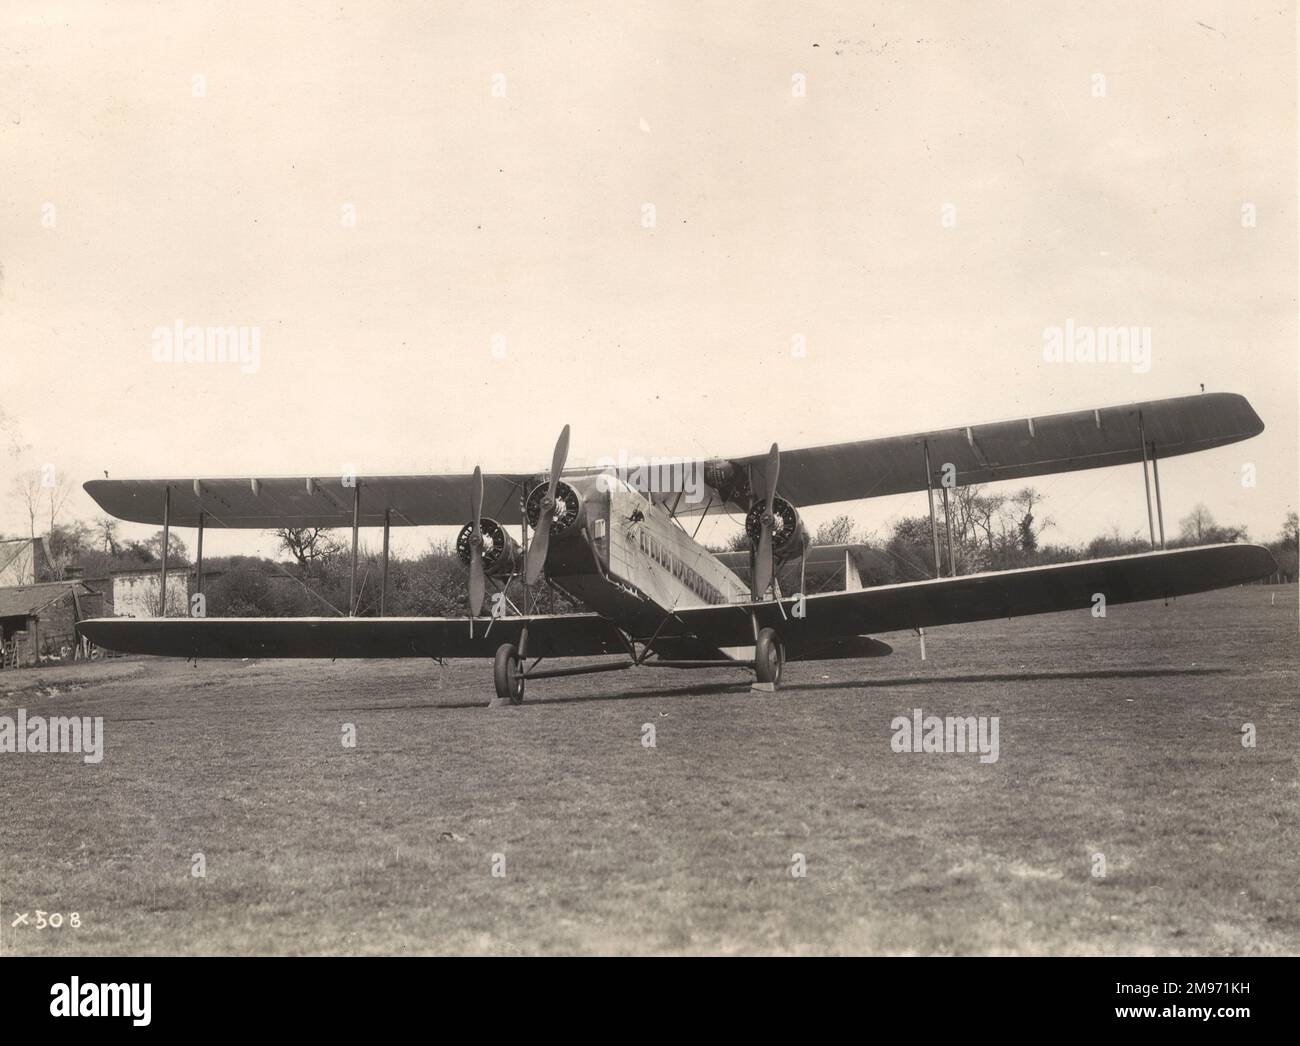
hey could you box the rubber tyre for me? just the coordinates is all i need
[493,643,525,705]
[754,627,784,687]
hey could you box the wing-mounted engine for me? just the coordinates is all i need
[464,426,576,622]
[524,479,582,537]
[742,442,810,600]
[702,458,753,506]
[744,494,809,570]
[456,517,521,577]
[522,426,578,586]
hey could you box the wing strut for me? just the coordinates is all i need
[1144,410,1175,550]
[690,495,714,539]
[348,482,361,615]
[941,484,957,576]
[1139,413,1156,548]
[1151,446,1166,548]
[380,508,391,616]
[1137,411,1167,550]
[923,441,941,578]
[159,486,171,615]
[195,509,205,599]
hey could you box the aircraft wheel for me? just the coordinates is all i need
[492,643,525,706]
[754,627,784,687]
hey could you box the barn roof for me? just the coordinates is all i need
[0,581,93,618]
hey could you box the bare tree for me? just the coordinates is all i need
[1178,503,1246,545]
[940,484,1052,570]
[12,471,42,539]
[96,516,122,555]
[814,514,858,545]
[1009,487,1053,553]
[961,488,1007,558]
[275,527,344,572]
[47,474,75,534]
[1179,503,1216,544]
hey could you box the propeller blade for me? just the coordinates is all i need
[526,425,571,586]
[471,466,483,543]
[753,442,780,599]
[547,424,570,501]
[764,441,780,514]
[469,543,485,617]
[468,466,486,616]
[526,517,551,586]
[753,525,773,600]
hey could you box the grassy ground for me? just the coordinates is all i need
[1,584,1296,955]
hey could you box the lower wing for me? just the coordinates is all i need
[76,613,627,660]
[77,544,1275,660]
[668,543,1276,646]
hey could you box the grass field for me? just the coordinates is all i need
[1,584,1296,955]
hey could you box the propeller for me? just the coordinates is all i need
[467,465,486,617]
[751,442,780,600]
[525,424,571,585]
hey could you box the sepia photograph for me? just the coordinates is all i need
[0,0,1296,1017]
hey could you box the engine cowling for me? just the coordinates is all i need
[524,480,582,536]
[455,517,521,577]
[703,458,751,504]
[744,495,809,566]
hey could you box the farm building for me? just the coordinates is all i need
[110,569,190,618]
[0,581,104,668]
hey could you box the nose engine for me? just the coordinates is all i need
[455,517,521,576]
[524,480,582,537]
[745,495,809,566]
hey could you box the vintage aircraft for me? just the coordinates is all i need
[77,392,1276,705]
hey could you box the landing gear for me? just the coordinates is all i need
[486,630,785,703]
[492,642,525,706]
[754,627,784,688]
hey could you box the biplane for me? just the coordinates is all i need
[77,393,1276,705]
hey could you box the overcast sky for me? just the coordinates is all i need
[1,1,1295,560]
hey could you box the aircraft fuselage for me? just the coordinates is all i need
[540,475,752,643]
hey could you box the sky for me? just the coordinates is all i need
[1,0,1295,562]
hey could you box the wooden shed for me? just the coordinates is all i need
[0,581,103,667]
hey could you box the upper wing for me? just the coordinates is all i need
[83,394,1261,526]
[83,473,531,528]
[726,392,1262,510]
[76,612,627,660]
[665,543,1276,647]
